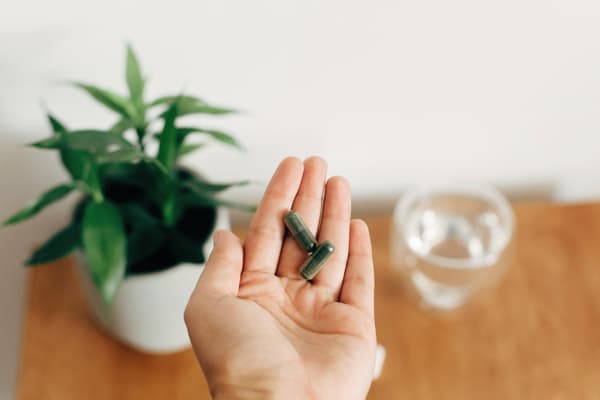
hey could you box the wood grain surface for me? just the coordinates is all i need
[17,203,600,399]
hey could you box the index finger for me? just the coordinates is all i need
[244,157,304,274]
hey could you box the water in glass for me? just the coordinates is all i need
[391,187,513,310]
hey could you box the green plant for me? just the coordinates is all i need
[3,45,254,305]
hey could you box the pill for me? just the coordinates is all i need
[284,211,318,254]
[300,240,335,280]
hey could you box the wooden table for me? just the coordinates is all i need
[17,203,600,399]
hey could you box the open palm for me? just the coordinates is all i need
[185,157,376,400]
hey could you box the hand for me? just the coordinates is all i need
[185,157,376,400]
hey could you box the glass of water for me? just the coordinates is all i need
[390,183,514,311]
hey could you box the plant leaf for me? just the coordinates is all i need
[151,95,237,117]
[125,45,144,105]
[96,148,146,164]
[156,101,178,170]
[185,178,250,193]
[82,201,127,305]
[31,135,62,148]
[172,102,237,117]
[175,127,242,149]
[26,222,80,265]
[118,202,160,227]
[185,104,236,116]
[181,182,256,212]
[72,82,134,119]
[109,118,134,135]
[48,114,67,134]
[165,230,205,264]
[31,130,134,153]
[177,142,206,157]
[127,225,166,268]
[61,151,90,181]
[3,183,77,226]
[46,113,90,180]
[191,128,241,149]
[149,95,204,107]
[118,203,166,269]
[96,149,167,179]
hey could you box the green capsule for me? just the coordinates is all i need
[284,211,317,254]
[300,240,335,280]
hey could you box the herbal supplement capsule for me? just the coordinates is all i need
[300,240,335,280]
[284,211,318,254]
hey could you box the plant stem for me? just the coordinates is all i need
[136,127,146,151]
[86,162,104,203]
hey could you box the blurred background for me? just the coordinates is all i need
[2,0,600,398]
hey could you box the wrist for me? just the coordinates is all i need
[213,385,282,400]
[210,368,311,400]
[213,381,307,400]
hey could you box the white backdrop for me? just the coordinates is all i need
[2,0,600,397]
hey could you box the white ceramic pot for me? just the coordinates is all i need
[76,207,229,354]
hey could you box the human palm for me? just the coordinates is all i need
[185,157,376,400]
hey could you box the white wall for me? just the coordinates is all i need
[2,0,600,397]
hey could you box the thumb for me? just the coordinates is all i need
[193,229,243,296]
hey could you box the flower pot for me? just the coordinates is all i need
[76,206,229,354]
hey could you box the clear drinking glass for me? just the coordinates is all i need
[390,183,514,311]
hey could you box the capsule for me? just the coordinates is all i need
[284,211,318,254]
[300,240,335,280]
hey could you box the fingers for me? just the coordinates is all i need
[244,157,304,274]
[312,176,352,298]
[193,230,244,296]
[339,219,374,316]
[277,156,327,278]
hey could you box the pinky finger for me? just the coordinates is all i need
[339,219,375,316]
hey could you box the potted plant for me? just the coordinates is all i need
[3,45,253,353]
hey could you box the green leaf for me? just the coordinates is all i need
[72,82,134,119]
[125,45,146,127]
[60,149,90,181]
[192,128,242,149]
[125,45,144,105]
[151,95,237,117]
[127,226,166,268]
[96,149,167,178]
[45,113,90,180]
[177,142,206,157]
[174,102,237,117]
[85,162,104,202]
[31,130,134,154]
[185,178,250,193]
[183,104,236,116]
[3,183,76,226]
[181,182,256,212]
[118,202,159,227]
[26,222,80,265]
[109,118,134,135]
[156,101,178,171]
[82,201,127,305]
[31,135,62,148]
[96,148,146,164]
[149,95,204,107]
[165,230,205,264]
[118,204,166,268]
[175,127,242,149]
[48,114,67,134]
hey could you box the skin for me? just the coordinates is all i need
[185,157,376,400]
